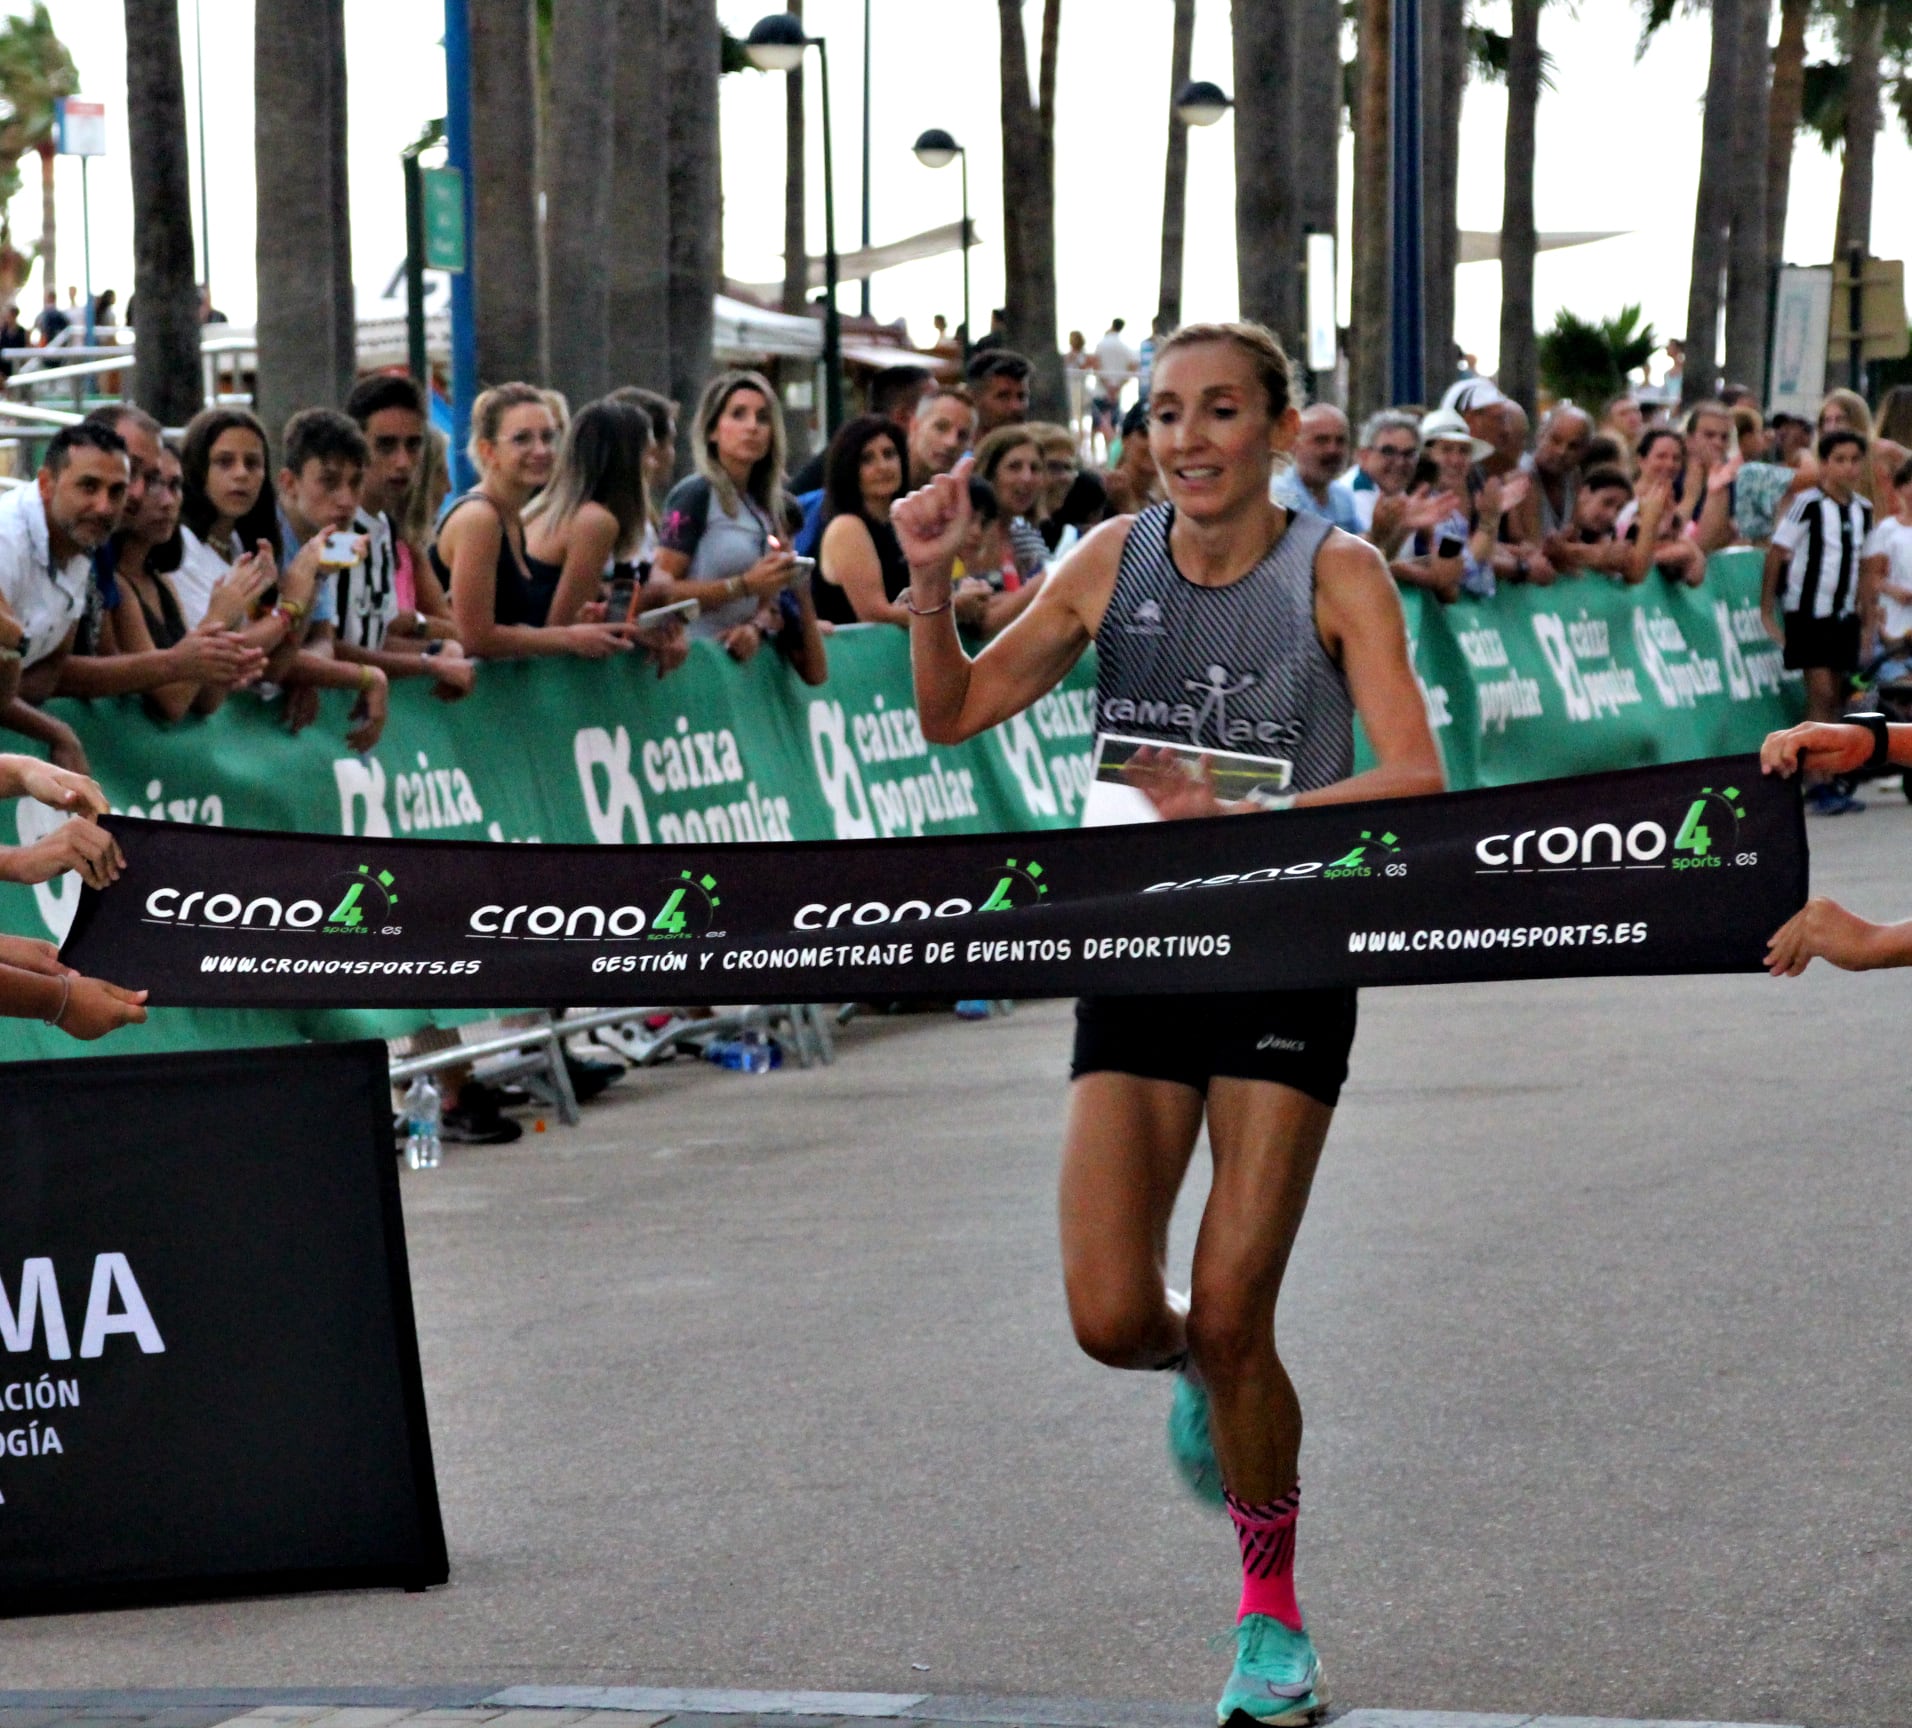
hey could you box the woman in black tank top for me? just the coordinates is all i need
[815,415,914,626]
[433,384,639,662]
[893,323,1445,1725]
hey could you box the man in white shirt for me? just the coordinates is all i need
[1091,319,1138,448]
[0,421,129,772]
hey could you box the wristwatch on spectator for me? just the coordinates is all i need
[1846,711,1891,770]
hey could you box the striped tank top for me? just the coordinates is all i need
[1093,502,1354,795]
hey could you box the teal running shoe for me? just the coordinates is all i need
[1216,1613,1328,1726]
[1167,1368,1225,1508]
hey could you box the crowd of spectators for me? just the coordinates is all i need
[4,342,1912,844]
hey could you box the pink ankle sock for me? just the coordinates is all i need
[1225,1484,1302,1629]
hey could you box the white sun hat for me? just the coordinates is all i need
[1419,406,1495,462]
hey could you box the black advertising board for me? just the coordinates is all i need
[61,755,1807,1009]
[0,1040,447,1613]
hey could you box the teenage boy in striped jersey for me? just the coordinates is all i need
[1762,429,1876,814]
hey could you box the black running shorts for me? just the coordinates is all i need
[1069,989,1358,1108]
[1783,611,1860,673]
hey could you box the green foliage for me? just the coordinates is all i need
[0,1,75,262]
[1537,304,1657,407]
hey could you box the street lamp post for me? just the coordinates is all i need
[1168,82,1231,339]
[748,13,843,436]
[912,129,968,360]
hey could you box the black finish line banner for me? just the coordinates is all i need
[0,1040,447,1613]
[61,754,1808,1010]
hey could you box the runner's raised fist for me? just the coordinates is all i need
[892,453,975,575]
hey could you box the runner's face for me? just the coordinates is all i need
[910,395,974,479]
[206,427,267,525]
[991,442,1043,516]
[1147,341,1292,520]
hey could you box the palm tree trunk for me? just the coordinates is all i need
[1723,0,1772,395]
[1763,0,1809,286]
[1156,0,1197,335]
[1231,0,1297,339]
[1496,0,1540,413]
[608,0,672,396]
[997,0,1067,420]
[36,142,54,309]
[783,0,807,316]
[1349,0,1391,420]
[254,0,345,435]
[124,0,201,425]
[546,0,616,407]
[665,0,720,463]
[324,2,354,402]
[1834,0,1884,259]
[1682,0,1741,406]
[1421,0,1464,400]
[1293,0,1341,386]
[469,0,547,383]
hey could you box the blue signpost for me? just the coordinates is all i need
[1388,0,1425,405]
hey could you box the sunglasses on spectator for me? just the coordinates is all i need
[1372,442,1418,460]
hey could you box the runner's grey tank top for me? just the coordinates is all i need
[1093,502,1354,794]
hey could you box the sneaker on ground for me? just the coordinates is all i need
[1168,1367,1225,1509]
[1808,784,1867,815]
[1217,1613,1328,1727]
[442,1083,524,1145]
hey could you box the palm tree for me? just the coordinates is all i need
[546,0,615,405]
[324,2,353,405]
[469,0,547,384]
[1681,0,1744,406]
[1349,0,1390,419]
[1156,0,1197,335]
[1292,0,1341,363]
[1764,0,1810,294]
[1496,0,1541,412]
[123,0,200,426]
[998,0,1066,420]
[254,0,348,434]
[1422,0,1466,399]
[665,0,720,460]
[0,6,75,310]
[1537,304,1657,406]
[1231,0,1297,340]
[1834,0,1885,260]
[1723,0,1772,394]
[608,0,672,395]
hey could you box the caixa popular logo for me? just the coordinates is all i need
[793,856,1049,930]
[1475,785,1748,873]
[144,863,399,935]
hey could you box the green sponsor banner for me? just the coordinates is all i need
[1369,548,1802,788]
[0,628,1096,1060]
[1,553,1799,1059]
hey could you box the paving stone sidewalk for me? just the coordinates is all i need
[0,1690,1843,1728]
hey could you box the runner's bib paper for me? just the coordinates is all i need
[61,756,1807,1009]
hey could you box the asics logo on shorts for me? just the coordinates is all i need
[1256,1035,1305,1052]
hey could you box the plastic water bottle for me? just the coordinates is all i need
[704,1031,780,1073]
[402,1074,443,1170]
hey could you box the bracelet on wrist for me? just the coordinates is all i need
[43,971,71,1029]
[356,663,375,693]
[902,590,953,618]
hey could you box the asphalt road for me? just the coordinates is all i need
[9,792,1911,1727]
